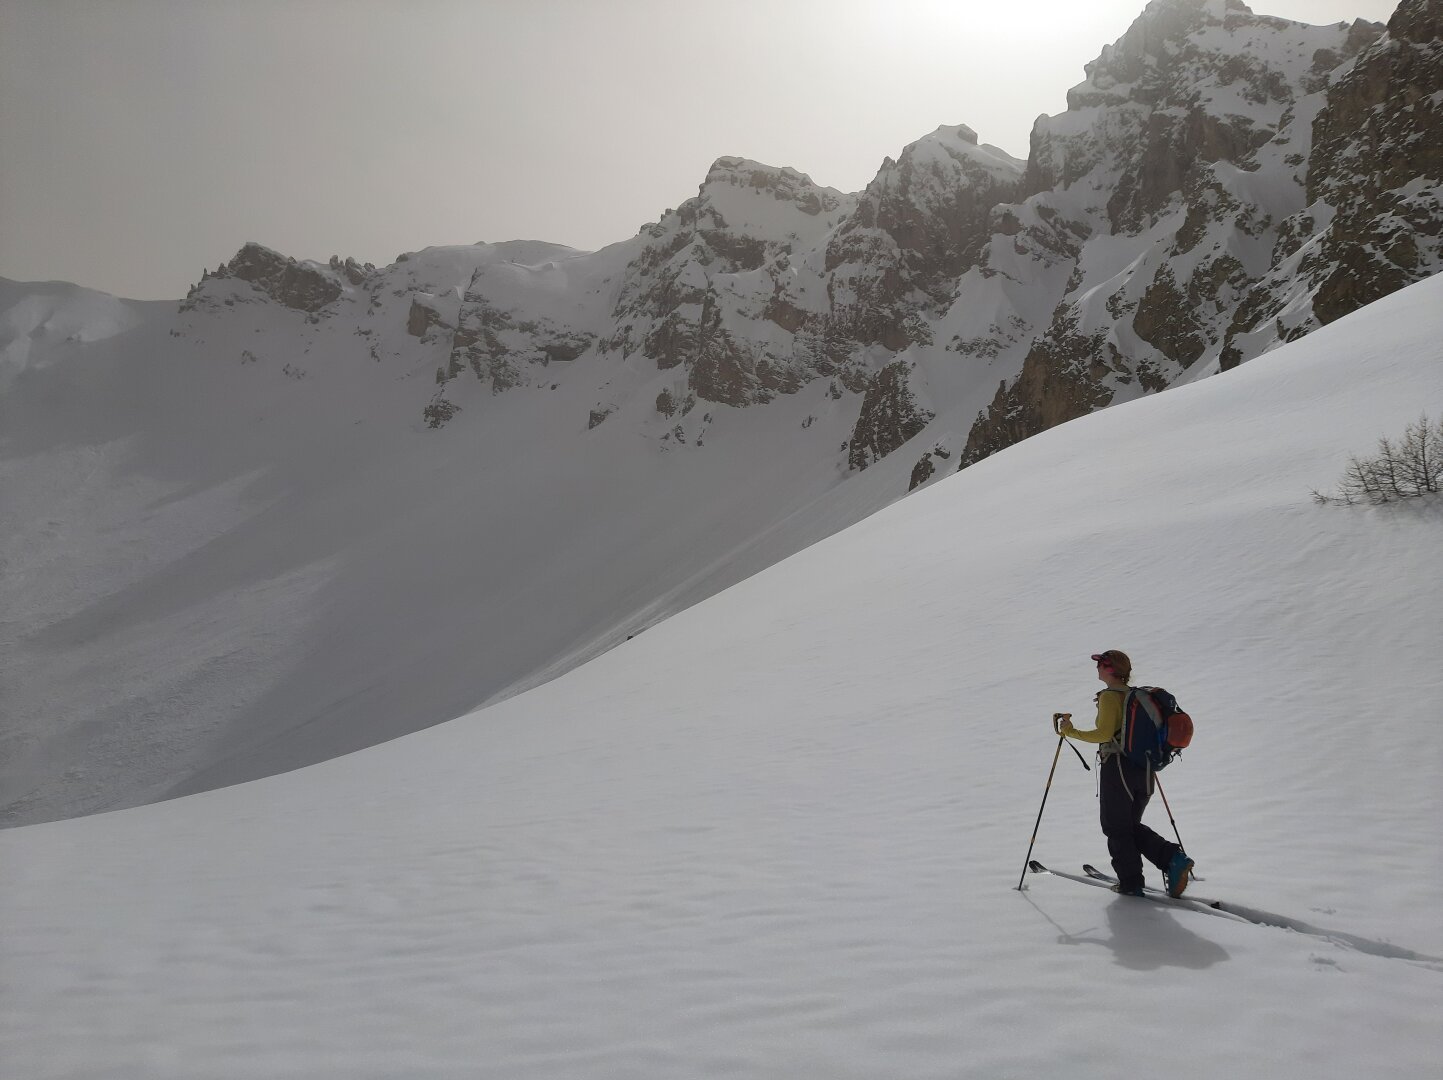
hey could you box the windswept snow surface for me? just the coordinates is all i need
[4,277,1443,1077]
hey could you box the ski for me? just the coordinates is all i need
[1081,863,1227,911]
[1025,860,1245,922]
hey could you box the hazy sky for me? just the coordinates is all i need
[1,0,1401,300]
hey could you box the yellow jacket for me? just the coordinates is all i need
[1065,687,1127,750]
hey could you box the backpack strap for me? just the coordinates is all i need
[1098,687,1127,758]
[1132,686,1163,728]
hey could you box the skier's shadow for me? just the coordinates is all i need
[1097,898,1230,970]
[1027,894,1230,970]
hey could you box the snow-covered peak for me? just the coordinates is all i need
[688,156,854,248]
[1068,0,1374,119]
[1027,3,1373,220]
[822,122,1025,323]
[889,124,1025,187]
[702,156,843,200]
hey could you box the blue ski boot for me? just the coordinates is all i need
[1165,851,1194,898]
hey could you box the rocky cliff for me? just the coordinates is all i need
[1221,0,1443,361]
[961,0,1396,466]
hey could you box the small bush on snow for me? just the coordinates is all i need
[1313,413,1443,504]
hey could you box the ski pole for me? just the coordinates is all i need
[1064,737,1091,771]
[1154,774,1184,850]
[1152,776,1203,881]
[1017,723,1068,891]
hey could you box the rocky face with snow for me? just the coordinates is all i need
[600,157,857,408]
[182,242,355,314]
[848,360,937,471]
[1223,0,1443,359]
[961,0,1394,465]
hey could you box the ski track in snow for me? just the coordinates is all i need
[1060,863,1443,963]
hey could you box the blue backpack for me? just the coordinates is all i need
[1120,687,1193,770]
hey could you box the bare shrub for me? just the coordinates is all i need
[1313,413,1443,504]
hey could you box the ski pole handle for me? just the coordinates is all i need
[1051,714,1089,770]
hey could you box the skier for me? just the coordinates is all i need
[1056,650,1193,897]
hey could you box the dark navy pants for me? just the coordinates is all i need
[1099,753,1180,893]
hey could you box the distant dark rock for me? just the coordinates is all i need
[329,254,377,287]
[1132,266,1207,368]
[849,361,934,471]
[962,308,1120,469]
[407,298,450,342]
[423,397,460,429]
[909,452,936,491]
[225,243,343,313]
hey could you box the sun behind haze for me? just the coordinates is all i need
[0,0,1401,300]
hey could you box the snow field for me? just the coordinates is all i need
[2,275,1441,1078]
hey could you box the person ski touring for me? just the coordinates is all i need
[1056,650,1194,898]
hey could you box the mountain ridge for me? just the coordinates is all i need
[150,1,1438,484]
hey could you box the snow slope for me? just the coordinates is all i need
[0,268,925,826]
[3,273,1440,1078]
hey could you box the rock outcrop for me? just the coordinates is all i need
[445,294,594,394]
[1221,0,1442,363]
[220,243,344,312]
[825,126,1024,349]
[962,0,1398,466]
[601,158,860,406]
[407,297,451,342]
[601,141,1023,413]
[848,361,935,471]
